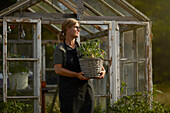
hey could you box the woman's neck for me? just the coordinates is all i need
[65,38,76,49]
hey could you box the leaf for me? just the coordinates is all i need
[78,39,106,59]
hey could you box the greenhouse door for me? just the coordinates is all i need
[117,21,152,96]
[3,18,41,113]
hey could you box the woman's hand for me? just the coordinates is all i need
[96,66,106,79]
[76,72,89,80]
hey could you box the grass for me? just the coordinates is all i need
[154,85,170,109]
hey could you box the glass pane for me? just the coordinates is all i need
[137,27,146,58]
[7,61,34,96]
[51,0,75,13]
[84,0,117,16]
[138,61,146,92]
[126,63,135,95]
[123,30,134,59]
[83,0,132,16]
[7,44,33,58]
[93,75,108,95]
[95,97,109,112]
[45,44,56,68]
[46,71,58,85]
[80,24,108,41]
[105,0,132,16]
[120,62,125,95]
[38,2,57,13]
[31,1,71,13]
[120,63,135,95]
[101,36,109,61]
[6,23,35,58]
[7,23,34,40]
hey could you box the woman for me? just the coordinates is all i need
[53,18,105,113]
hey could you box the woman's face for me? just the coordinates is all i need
[67,22,80,38]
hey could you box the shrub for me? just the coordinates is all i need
[109,91,170,113]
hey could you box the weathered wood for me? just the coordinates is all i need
[7,96,39,99]
[146,22,153,94]
[0,39,60,44]
[35,20,42,113]
[11,13,143,24]
[0,0,42,18]
[14,12,77,20]
[83,16,138,21]
[3,20,7,103]
[77,0,84,20]
[7,58,38,61]
[119,25,144,32]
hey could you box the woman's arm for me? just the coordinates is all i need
[54,64,89,80]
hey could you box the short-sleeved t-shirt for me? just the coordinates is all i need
[53,42,85,87]
[53,42,65,65]
[53,42,81,71]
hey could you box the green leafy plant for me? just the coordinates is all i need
[46,102,61,113]
[6,100,32,113]
[0,101,7,112]
[94,103,105,113]
[0,91,33,113]
[109,86,170,113]
[78,39,106,59]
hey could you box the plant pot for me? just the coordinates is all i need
[9,72,28,90]
[79,58,103,78]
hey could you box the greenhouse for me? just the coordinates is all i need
[0,0,152,112]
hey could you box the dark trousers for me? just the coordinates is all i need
[59,83,94,113]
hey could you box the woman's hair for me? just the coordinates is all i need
[59,18,79,41]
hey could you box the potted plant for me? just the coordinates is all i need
[8,53,29,90]
[78,39,106,78]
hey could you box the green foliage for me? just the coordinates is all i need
[78,39,106,59]
[94,104,103,113]
[46,103,61,113]
[120,81,127,96]
[0,91,33,113]
[0,101,7,112]
[0,100,32,113]
[152,85,163,97]
[45,94,61,113]
[109,91,170,113]
[109,83,169,112]
[6,100,32,113]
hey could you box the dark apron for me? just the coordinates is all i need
[59,41,94,113]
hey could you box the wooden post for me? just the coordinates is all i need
[77,0,84,20]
